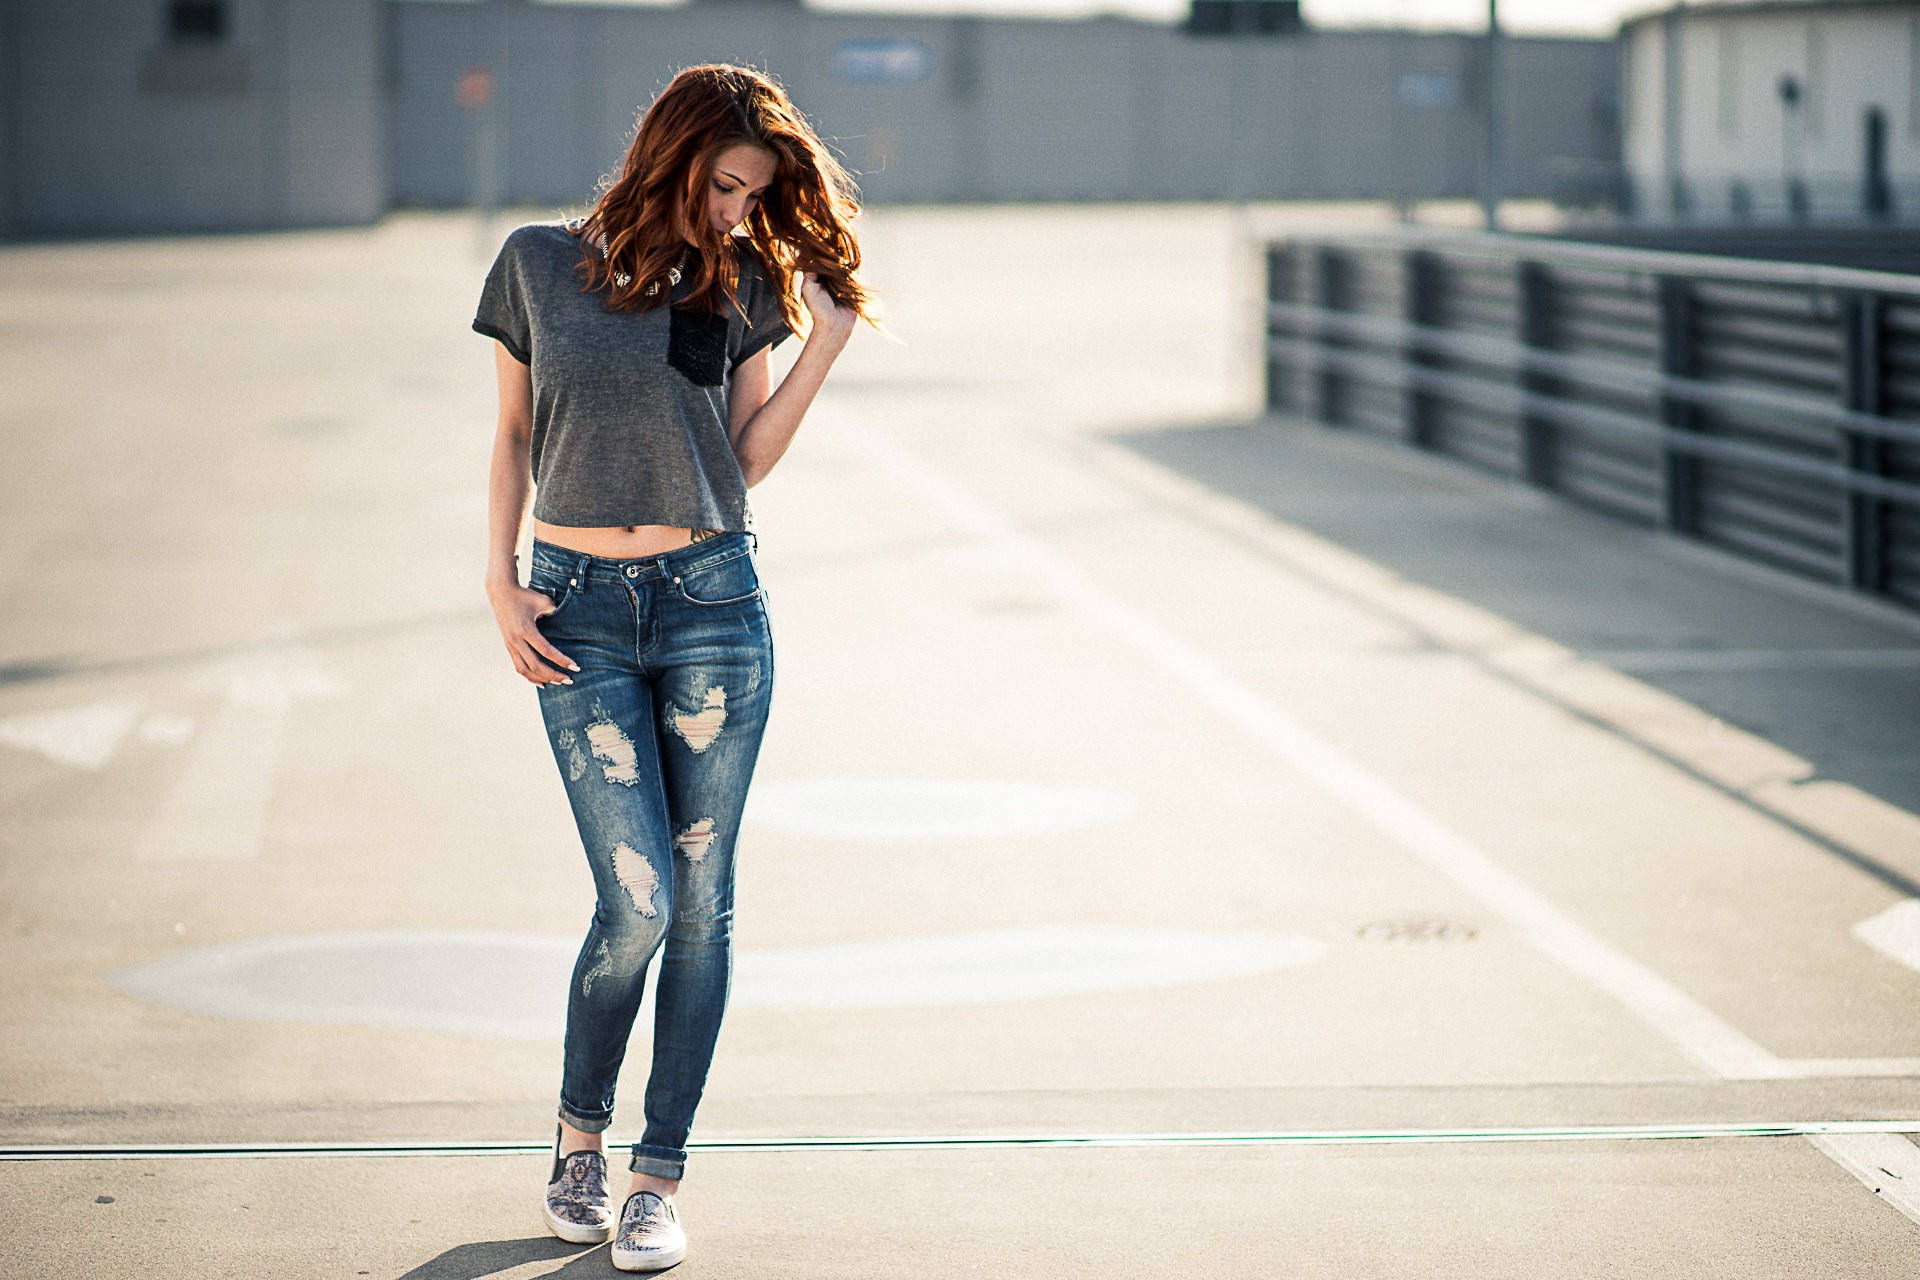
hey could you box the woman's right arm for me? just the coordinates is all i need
[483,343,579,684]
[485,342,536,594]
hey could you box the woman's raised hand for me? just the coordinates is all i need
[798,270,857,347]
[487,580,581,686]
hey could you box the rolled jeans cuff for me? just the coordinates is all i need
[557,1103,612,1135]
[630,1143,687,1180]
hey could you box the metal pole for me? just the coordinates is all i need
[470,0,508,259]
[1663,1,1686,218]
[1481,0,1501,230]
[1842,293,1887,591]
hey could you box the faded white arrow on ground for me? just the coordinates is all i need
[133,645,348,862]
[0,696,147,770]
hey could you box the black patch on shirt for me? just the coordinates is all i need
[667,306,731,387]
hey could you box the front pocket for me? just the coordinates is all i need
[666,307,731,387]
[528,573,576,618]
[673,553,762,606]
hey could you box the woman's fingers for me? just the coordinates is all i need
[488,587,584,686]
[526,634,576,683]
[511,649,569,685]
[497,613,577,687]
[516,590,582,682]
[529,624,581,677]
[505,638,547,684]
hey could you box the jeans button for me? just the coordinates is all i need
[624,565,638,578]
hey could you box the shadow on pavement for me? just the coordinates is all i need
[1108,413,1920,882]
[397,1236,607,1278]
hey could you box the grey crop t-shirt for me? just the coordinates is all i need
[472,218,794,530]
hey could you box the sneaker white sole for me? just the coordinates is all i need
[542,1198,613,1245]
[610,1239,687,1272]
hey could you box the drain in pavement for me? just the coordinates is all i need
[1355,918,1477,943]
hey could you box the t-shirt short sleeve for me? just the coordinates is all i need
[473,230,533,365]
[732,252,794,371]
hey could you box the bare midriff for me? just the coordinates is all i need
[532,520,727,559]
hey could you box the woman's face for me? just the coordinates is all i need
[705,142,776,237]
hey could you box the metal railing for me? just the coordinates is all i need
[1264,230,1920,611]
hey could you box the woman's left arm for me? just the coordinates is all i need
[727,272,857,488]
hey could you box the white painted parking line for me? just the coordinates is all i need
[1806,1132,1920,1227]
[1853,900,1920,976]
[840,418,1920,1224]
[847,419,1788,1080]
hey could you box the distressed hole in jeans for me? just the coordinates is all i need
[555,727,589,783]
[585,715,640,786]
[667,684,727,753]
[580,939,615,998]
[611,842,660,917]
[674,818,717,862]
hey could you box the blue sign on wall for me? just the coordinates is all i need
[833,38,934,84]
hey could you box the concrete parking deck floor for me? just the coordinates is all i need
[6,1138,1918,1278]
[2,201,1917,1276]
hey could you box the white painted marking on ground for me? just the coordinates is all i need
[132,649,347,861]
[1853,900,1920,976]
[0,696,144,769]
[108,929,573,1041]
[106,926,1327,1037]
[745,777,1136,840]
[845,420,1790,1081]
[849,422,1920,1220]
[732,925,1325,1009]
[133,703,282,862]
[1807,1132,1920,1227]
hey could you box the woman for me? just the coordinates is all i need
[473,63,877,1271]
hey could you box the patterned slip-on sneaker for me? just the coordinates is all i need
[541,1137,614,1245]
[610,1189,687,1272]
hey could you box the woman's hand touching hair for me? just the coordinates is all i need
[798,270,858,350]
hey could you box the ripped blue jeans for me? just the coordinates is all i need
[526,531,775,1181]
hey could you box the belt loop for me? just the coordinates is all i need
[746,528,759,555]
[572,551,591,593]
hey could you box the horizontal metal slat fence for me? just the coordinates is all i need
[1264,232,1920,611]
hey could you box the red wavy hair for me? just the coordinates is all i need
[568,63,881,338]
